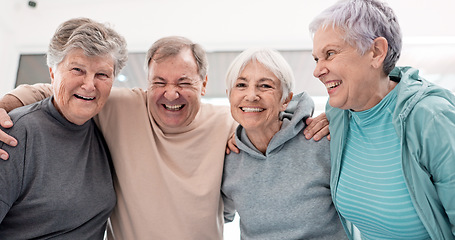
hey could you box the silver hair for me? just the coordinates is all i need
[309,0,401,75]
[145,36,208,81]
[47,17,128,76]
[225,48,295,103]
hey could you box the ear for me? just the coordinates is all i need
[371,37,388,69]
[280,92,293,111]
[49,67,55,84]
[201,75,208,96]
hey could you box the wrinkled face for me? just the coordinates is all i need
[50,48,114,125]
[229,61,291,131]
[312,26,379,111]
[147,48,207,129]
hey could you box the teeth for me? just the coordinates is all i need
[164,104,183,110]
[74,94,95,100]
[241,107,264,112]
[326,81,341,89]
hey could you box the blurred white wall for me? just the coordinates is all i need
[2,0,454,97]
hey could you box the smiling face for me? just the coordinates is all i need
[147,48,207,129]
[312,26,384,111]
[229,61,291,133]
[50,48,114,125]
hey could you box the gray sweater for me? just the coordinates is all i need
[0,97,116,239]
[222,92,346,240]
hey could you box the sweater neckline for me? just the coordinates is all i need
[350,86,398,126]
[43,96,91,131]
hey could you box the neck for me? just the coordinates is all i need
[244,121,282,154]
[353,76,398,112]
[375,77,398,104]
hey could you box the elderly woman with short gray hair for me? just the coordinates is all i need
[310,0,455,239]
[221,47,346,240]
[0,17,127,239]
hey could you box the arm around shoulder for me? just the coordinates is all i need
[8,83,53,108]
[0,94,25,113]
[0,85,45,158]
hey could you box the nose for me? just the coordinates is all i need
[245,86,259,101]
[163,84,180,101]
[313,61,328,80]
[81,75,96,92]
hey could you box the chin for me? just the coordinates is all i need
[162,122,184,128]
[328,98,347,110]
[328,99,339,109]
[158,118,187,128]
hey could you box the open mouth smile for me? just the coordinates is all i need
[163,104,184,111]
[325,81,341,90]
[241,107,264,112]
[74,94,95,100]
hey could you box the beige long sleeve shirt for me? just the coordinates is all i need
[10,85,237,240]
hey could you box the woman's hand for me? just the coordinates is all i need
[304,112,330,141]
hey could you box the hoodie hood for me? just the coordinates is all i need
[235,91,314,159]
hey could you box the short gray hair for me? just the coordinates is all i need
[145,36,208,81]
[225,48,295,103]
[47,17,128,76]
[309,0,401,75]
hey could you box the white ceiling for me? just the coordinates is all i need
[2,0,455,53]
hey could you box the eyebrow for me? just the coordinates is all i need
[236,77,275,82]
[68,61,113,73]
[68,62,85,67]
[152,76,164,80]
[178,76,195,81]
[313,44,339,57]
[152,76,196,82]
[258,78,275,82]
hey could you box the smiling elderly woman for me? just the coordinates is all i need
[0,18,127,239]
[310,0,455,239]
[221,48,346,240]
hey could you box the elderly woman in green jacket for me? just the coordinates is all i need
[310,0,455,239]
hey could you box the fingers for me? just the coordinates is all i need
[0,129,17,146]
[0,150,9,160]
[312,125,330,141]
[227,138,239,154]
[0,108,18,149]
[226,133,239,154]
[0,108,13,128]
[304,113,329,140]
[305,117,313,127]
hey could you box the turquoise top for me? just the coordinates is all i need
[326,67,455,240]
[336,87,429,239]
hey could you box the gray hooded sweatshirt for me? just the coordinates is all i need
[222,92,346,240]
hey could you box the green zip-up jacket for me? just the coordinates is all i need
[326,66,455,240]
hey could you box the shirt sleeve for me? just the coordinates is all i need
[415,96,455,235]
[7,83,53,106]
[221,189,236,223]
[425,110,455,234]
